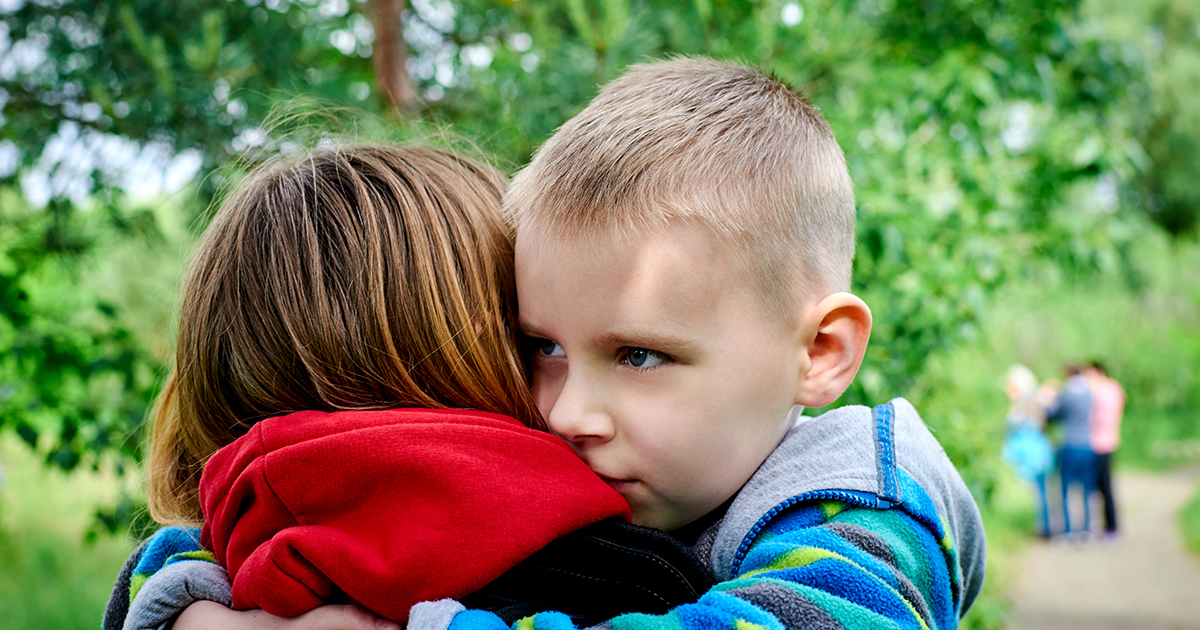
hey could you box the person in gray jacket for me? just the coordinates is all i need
[1045,365,1095,538]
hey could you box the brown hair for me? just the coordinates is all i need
[506,57,856,319]
[147,144,541,525]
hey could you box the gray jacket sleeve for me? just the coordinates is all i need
[122,560,234,630]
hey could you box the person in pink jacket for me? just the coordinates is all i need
[1086,361,1126,540]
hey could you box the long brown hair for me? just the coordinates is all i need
[147,144,541,525]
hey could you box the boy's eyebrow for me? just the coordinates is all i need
[518,322,698,354]
[518,320,550,339]
[599,331,698,354]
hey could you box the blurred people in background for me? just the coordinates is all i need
[1086,361,1126,542]
[1002,364,1054,538]
[1044,364,1095,540]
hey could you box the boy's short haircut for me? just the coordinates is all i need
[505,56,856,318]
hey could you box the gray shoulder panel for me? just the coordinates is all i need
[123,560,232,630]
[709,398,986,615]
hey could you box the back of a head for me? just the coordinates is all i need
[506,56,856,315]
[1006,364,1039,402]
[148,144,539,524]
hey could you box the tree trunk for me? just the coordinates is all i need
[371,0,417,114]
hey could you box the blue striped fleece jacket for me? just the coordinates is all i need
[411,399,986,630]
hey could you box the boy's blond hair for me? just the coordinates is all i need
[506,57,855,318]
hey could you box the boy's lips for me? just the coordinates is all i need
[596,473,637,491]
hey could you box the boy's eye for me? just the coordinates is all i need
[622,348,666,369]
[534,339,565,358]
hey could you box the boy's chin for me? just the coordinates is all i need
[630,507,697,532]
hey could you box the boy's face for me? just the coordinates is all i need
[515,223,806,531]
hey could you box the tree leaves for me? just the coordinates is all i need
[0,0,1194,481]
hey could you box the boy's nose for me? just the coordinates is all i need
[546,373,615,444]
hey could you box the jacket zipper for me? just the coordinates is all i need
[728,489,895,578]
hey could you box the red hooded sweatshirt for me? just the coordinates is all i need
[199,408,630,622]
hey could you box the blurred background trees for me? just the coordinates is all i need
[1,0,1198,627]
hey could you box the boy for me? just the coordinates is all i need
[413,57,985,630]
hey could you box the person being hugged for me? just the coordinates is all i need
[105,144,712,630]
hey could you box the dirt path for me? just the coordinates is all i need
[1006,469,1200,629]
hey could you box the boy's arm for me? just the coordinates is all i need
[103,526,233,630]
[125,560,234,630]
[420,499,963,630]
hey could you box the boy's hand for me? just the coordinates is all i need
[172,600,400,630]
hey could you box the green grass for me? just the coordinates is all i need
[958,474,1040,630]
[1181,477,1200,560]
[0,436,137,630]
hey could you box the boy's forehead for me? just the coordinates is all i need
[513,222,792,338]
[516,224,697,295]
[517,221,810,331]
[514,224,614,270]
[515,219,732,267]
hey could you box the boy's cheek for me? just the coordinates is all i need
[529,371,565,418]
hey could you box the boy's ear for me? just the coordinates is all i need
[794,293,872,408]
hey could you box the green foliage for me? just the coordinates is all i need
[0,186,172,472]
[2,0,1184,424]
[4,0,377,204]
[0,436,136,630]
[1182,478,1200,560]
[1086,0,1200,235]
[401,0,1166,403]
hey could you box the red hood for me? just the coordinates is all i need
[199,408,629,622]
